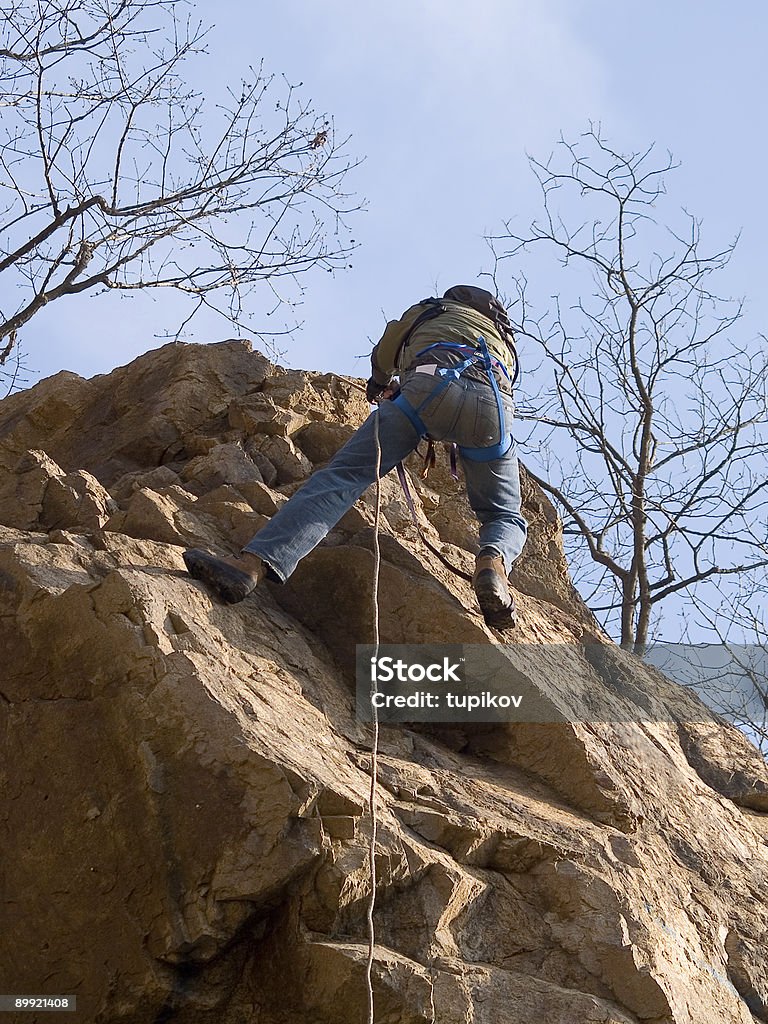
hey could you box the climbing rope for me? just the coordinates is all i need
[365,406,383,1024]
[350,376,472,583]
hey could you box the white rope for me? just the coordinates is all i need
[364,406,383,1024]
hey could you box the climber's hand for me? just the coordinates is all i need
[366,377,388,404]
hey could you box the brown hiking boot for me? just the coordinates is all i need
[183,548,265,604]
[473,550,516,630]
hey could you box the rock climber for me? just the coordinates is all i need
[183,285,528,629]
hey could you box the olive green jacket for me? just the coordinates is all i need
[370,299,513,386]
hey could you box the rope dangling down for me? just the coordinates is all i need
[365,407,383,1024]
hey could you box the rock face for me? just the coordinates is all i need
[1,340,767,1024]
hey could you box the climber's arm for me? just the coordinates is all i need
[370,303,426,385]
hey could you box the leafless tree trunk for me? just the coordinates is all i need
[0,0,360,393]
[491,128,768,655]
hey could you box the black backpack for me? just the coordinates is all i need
[398,285,519,385]
[442,285,514,345]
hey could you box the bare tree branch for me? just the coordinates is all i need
[491,126,768,661]
[0,0,362,393]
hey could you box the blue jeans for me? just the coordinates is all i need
[243,378,528,581]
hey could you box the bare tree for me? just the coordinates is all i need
[665,578,768,755]
[0,0,359,391]
[491,128,768,654]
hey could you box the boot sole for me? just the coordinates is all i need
[483,607,517,630]
[474,571,517,631]
[183,549,259,604]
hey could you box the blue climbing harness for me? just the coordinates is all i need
[392,336,513,461]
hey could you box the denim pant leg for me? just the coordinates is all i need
[460,443,528,573]
[243,401,420,580]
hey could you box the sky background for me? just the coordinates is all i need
[4,0,768,659]
[15,0,768,388]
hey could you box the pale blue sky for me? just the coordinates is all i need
[18,0,768,385]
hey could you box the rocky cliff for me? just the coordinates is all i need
[1,340,767,1024]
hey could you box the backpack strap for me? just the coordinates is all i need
[392,297,446,370]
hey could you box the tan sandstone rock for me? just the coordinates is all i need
[0,341,767,1024]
